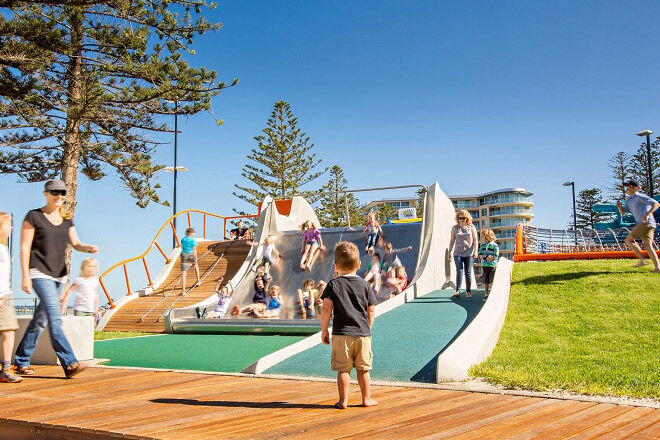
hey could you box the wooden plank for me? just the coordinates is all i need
[561,407,655,440]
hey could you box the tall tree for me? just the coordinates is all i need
[0,1,233,217]
[629,138,660,196]
[575,188,606,229]
[233,101,326,210]
[317,165,363,227]
[376,203,398,224]
[607,151,631,202]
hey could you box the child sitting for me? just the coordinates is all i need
[297,279,319,319]
[363,253,384,293]
[363,212,384,254]
[478,229,499,301]
[255,265,272,291]
[60,258,100,319]
[198,277,233,318]
[314,280,327,316]
[260,285,283,318]
[384,266,408,299]
[382,242,413,271]
[232,277,268,317]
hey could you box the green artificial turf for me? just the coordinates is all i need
[471,259,660,398]
[267,290,486,383]
[94,334,304,373]
[94,331,156,340]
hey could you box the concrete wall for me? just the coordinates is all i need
[435,257,514,382]
[14,316,94,365]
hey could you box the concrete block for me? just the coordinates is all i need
[14,316,94,365]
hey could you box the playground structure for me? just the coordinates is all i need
[514,223,660,262]
[98,182,514,382]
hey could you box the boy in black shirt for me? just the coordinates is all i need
[321,241,378,409]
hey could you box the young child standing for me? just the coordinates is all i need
[478,229,499,301]
[363,212,383,254]
[321,241,378,409]
[0,213,22,383]
[180,227,200,296]
[60,258,100,318]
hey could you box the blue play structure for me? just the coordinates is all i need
[593,196,660,230]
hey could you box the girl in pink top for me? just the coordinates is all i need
[299,220,324,272]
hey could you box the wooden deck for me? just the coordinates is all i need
[102,240,251,333]
[0,366,657,440]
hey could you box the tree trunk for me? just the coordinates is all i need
[61,9,84,271]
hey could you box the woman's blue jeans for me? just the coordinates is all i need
[454,255,474,292]
[14,278,79,369]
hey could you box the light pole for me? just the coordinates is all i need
[563,181,577,245]
[163,166,189,247]
[635,130,654,198]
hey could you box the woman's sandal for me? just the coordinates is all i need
[466,291,472,298]
[452,291,460,298]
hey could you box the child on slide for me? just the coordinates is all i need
[363,253,384,293]
[197,277,233,318]
[300,221,324,272]
[363,212,384,255]
[260,285,283,319]
[297,279,319,319]
[248,236,281,274]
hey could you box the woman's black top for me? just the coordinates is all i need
[24,209,73,278]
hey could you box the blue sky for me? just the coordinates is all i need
[3,0,660,301]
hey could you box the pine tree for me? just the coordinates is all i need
[233,101,326,210]
[0,1,234,216]
[575,188,606,229]
[317,165,363,227]
[415,187,426,218]
[629,138,660,197]
[376,204,398,224]
[608,151,631,201]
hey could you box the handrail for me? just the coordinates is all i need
[99,209,258,308]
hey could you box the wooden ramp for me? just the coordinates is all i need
[102,240,251,333]
[0,366,657,440]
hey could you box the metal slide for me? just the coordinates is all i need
[169,222,422,334]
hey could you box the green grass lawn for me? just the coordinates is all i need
[471,259,660,399]
[94,330,157,340]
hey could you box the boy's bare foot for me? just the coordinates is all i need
[362,398,378,407]
[334,401,347,409]
[634,261,648,267]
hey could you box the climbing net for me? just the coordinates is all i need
[516,224,659,257]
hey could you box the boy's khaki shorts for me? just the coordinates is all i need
[331,335,372,372]
[629,224,655,241]
[0,295,19,332]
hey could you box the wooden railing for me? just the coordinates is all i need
[99,210,258,308]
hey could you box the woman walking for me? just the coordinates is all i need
[14,180,98,378]
[448,209,478,299]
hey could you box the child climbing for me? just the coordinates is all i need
[180,227,200,296]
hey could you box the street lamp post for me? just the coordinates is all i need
[635,130,654,198]
[563,181,577,245]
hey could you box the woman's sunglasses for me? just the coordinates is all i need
[48,190,67,196]
[458,217,467,220]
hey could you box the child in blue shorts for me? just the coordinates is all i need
[180,228,200,296]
